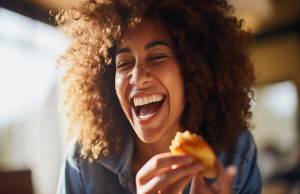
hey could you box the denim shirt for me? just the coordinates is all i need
[57,131,262,194]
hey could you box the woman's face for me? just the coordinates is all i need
[115,19,185,143]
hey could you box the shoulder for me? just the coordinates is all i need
[219,130,262,194]
[65,140,118,180]
[64,141,82,172]
[56,141,86,194]
[234,130,257,161]
[64,141,125,193]
[219,130,256,166]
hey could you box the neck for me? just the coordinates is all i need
[132,123,182,170]
[134,137,170,162]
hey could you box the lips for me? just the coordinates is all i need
[134,99,164,116]
[130,95,166,122]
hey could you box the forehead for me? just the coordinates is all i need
[117,19,172,49]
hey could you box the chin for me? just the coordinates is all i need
[135,129,163,144]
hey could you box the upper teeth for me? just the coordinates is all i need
[133,94,164,107]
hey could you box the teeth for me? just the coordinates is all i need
[138,112,156,120]
[133,94,164,107]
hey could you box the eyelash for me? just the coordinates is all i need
[147,55,167,62]
[117,61,134,69]
[116,55,168,70]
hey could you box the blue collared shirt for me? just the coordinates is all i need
[57,130,262,194]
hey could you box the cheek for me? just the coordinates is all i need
[156,63,185,114]
[115,74,123,97]
[171,74,185,110]
[160,64,184,97]
[115,74,129,112]
[115,74,130,116]
[166,68,185,114]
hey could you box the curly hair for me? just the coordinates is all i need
[56,0,255,160]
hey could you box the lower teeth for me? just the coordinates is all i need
[138,112,156,120]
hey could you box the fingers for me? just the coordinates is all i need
[219,166,237,194]
[215,159,225,178]
[137,162,202,194]
[190,163,237,194]
[212,165,237,194]
[162,174,193,194]
[190,173,214,194]
[135,153,237,194]
[136,153,194,185]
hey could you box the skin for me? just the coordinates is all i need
[114,19,236,194]
[115,19,185,160]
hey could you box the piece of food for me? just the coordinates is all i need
[169,130,217,178]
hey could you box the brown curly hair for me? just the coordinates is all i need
[56,0,255,160]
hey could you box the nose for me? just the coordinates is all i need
[129,63,152,88]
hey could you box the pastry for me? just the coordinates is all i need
[169,131,217,178]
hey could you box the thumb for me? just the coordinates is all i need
[220,166,237,194]
[190,173,212,194]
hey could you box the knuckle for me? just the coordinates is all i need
[135,172,143,184]
[158,173,167,182]
[138,187,150,194]
[152,156,161,168]
[136,189,145,194]
[152,155,161,162]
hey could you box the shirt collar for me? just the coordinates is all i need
[95,130,136,192]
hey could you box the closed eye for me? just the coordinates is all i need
[116,61,134,70]
[147,55,168,62]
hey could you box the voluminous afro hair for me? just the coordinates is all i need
[56,0,255,160]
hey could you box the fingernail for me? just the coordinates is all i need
[227,166,237,175]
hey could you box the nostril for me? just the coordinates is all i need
[129,74,137,85]
[130,78,153,87]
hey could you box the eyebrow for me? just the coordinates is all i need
[115,47,131,55]
[115,40,172,56]
[145,40,173,50]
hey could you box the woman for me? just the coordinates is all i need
[56,0,262,194]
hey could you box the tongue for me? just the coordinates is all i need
[139,101,163,116]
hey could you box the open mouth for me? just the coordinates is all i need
[131,95,165,121]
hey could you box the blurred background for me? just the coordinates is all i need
[0,0,299,194]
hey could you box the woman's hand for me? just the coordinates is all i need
[135,153,202,194]
[189,161,237,194]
